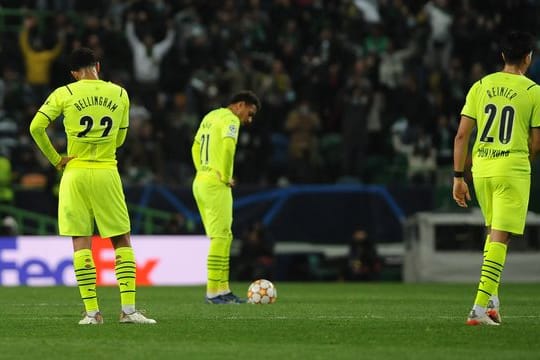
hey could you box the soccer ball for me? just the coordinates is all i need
[247,279,277,304]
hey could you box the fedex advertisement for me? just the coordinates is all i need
[0,235,210,286]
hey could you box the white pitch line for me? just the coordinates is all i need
[439,315,540,319]
[10,303,76,307]
[221,315,381,320]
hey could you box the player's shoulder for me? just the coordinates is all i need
[52,81,78,97]
[466,76,485,93]
[221,108,240,123]
[207,108,239,124]
[523,78,540,92]
[103,81,129,98]
[476,72,501,87]
[106,80,127,92]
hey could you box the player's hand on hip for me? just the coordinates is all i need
[452,178,471,208]
[55,156,76,170]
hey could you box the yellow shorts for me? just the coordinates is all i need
[473,176,530,234]
[192,173,233,239]
[58,167,130,237]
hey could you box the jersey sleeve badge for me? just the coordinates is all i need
[225,124,238,138]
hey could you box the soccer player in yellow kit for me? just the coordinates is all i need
[192,90,261,304]
[453,31,540,325]
[29,47,156,324]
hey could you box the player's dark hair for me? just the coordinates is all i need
[501,31,535,65]
[228,90,261,111]
[69,47,98,71]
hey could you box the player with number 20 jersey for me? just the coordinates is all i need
[462,72,540,179]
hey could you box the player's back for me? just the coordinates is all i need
[464,72,540,177]
[194,108,239,174]
[41,79,129,168]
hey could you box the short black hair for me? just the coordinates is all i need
[228,90,261,111]
[501,31,535,65]
[69,47,98,71]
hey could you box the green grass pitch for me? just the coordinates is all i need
[1,283,540,359]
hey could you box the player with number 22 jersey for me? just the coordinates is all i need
[30,78,130,237]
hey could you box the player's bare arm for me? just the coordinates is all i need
[529,127,540,162]
[453,115,475,207]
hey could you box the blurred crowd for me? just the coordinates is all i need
[1,0,540,192]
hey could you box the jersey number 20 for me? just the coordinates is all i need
[480,104,514,144]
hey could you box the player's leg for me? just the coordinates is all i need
[193,178,220,299]
[72,236,103,324]
[194,178,238,303]
[216,187,233,296]
[219,230,246,303]
[206,235,230,302]
[219,233,233,294]
[193,178,210,241]
[109,233,155,323]
[486,176,528,324]
[467,176,529,325]
[482,231,501,322]
[110,234,136,314]
[93,168,155,323]
[213,187,245,303]
[59,168,102,324]
[467,177,498,325]
[483,233,491,259]
[469,229,508,325]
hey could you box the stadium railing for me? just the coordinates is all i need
[0,203,57,234]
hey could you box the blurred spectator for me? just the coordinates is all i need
[123,121,162,185]
[127,95,152,136]
[0,155,14,204]
[162,212,194,235]
[395,74,433,133]
[18,15,64,102]
[236,221,274,281]
[0,77,5,108]
[159,92,198,186]
[11,142,49,189]
[341,58,373,179]
[234,118,271,185]
[433,114,455,168]
[260,59,295,131]
[284,98,322,183]
[344,228,382,281]
[2,0,538,190]
[125,11,175,111]
[0,216,18,235]
[363,24,390,56]
[421,0,453,69]
[0,108,18,158]
[407,128,437,185]
[378,39,416,92]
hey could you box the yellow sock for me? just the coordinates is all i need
[482,234,499,297]
[115,247,136,312]
[483,234,490,259]
[73,249,99,313]
[207,237,228,297]
[474,242,507,308]
[218,235,233,294]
